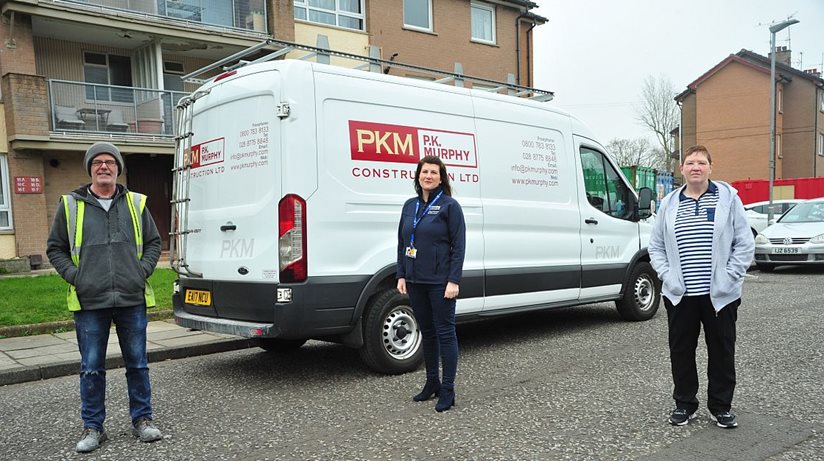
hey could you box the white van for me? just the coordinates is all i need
[171,56,659,374]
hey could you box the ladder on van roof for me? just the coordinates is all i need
[169,89,210,278]
[181,36,554,102]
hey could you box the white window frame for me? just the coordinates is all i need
[819,132,824,156]
[403,0,433,32]
[776,134,782,159]
[470,2,496,44]
[777,88,783,113]
[294,0,365,31]
[820,93,824,112]
[0,154,12,231]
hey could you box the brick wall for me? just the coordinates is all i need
[368,0,526,83]
[694,62,772,183]
[781,80,817,178]
[7,150,48,259]
[272,0,296,42]
[0,14,37,76]
[1,73,50,139]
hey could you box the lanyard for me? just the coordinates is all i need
[410,191,443,247]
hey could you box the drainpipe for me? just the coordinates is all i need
[515,12,527,85]
[525,19,537,87]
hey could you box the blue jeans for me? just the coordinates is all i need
[407,282,458,388]
[74,305,153,430]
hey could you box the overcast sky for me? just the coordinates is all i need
[530,0,824,147]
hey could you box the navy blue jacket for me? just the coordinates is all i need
[396,187,466,285]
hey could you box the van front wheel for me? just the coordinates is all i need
[616,262,660,321]
[359,289,424,375]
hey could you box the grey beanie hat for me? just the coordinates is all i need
[84,141,124,176]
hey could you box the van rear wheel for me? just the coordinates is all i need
[616,262,660,321]
[359,289,423,375]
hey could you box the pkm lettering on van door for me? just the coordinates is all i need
[220,238,255,258]
[595,245,620,259]
[189,138,226,178]
[348,121,477,168]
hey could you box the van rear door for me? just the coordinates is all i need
[182,69,282,283]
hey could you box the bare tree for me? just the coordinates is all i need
[606,137,652,166]
[636,75,679,171]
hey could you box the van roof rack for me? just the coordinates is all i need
[183,36,554,102]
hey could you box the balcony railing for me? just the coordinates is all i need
[57,0,267,33]
[48,80,187,137]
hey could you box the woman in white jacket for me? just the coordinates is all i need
[648,145,754,429]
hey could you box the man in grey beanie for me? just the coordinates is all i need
[46,141,164,453]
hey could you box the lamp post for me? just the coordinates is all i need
[767,18,799,223]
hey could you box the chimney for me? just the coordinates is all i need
[773,46,792,67]
[804,68,822,78]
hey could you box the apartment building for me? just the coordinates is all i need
[0,0,545,264]
[676,48,824,184]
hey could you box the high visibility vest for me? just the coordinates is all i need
[62,192,156,311]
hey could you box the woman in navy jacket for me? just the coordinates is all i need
[397,155,466,412]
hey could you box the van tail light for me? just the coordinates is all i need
[278,194,307,283]
[214,70,237,82]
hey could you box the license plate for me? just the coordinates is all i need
[185,289,211,306]
[773,247,800,254]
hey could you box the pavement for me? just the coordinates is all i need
[0,319,255,387]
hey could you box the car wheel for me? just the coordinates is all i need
[616,262,661,321]
[358,289,423,375]
[756,263,775,272]
[257,338,307,352]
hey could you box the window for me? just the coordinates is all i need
[820,93,824,112]
[776,134,782,158]
[471,2,495,44]
[403,0,432,31]
[84,52,134,103]
[294,0,364,31]
[163,61,185,93]
[0,155,11,230]
[819,132,824,156]
[777,88,783,113]
[580,147,632,220]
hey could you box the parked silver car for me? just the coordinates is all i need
[754,198,824,271]
[744,199,803,236]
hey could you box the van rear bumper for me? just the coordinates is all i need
[173,275,370,339]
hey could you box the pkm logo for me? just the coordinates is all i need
[595,245,620,259]
[349,121,419,164]
[190,138,225,169]
[220,238,254,259]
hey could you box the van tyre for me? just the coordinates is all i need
[359,289,423,375]
[257,338,307,352]
[616,262,660,321]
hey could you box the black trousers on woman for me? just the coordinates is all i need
[664,294,739,415]
[406,282,458,388]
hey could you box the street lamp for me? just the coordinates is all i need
[767,18,799,223]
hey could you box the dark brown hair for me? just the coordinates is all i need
[414,155,452,197]
[683,145,712,164]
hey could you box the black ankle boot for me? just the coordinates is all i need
[435,386,455,412]
[413,379,441,402]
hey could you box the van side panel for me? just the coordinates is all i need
[472,95,582,310]
[312,69,485,315]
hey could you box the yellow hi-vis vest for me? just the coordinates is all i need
[62,192,156,311]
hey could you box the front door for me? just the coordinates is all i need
[126,154,172,250]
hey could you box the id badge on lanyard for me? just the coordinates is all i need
[406,191,442,259]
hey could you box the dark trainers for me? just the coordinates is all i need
[132,417,163,442]
[76,427,107,453]
[669,408,697,426]
[710,411,738,428]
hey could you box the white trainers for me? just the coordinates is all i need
[132,417,163,442]
[76,427,107,453]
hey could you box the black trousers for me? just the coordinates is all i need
[664,294,739,414]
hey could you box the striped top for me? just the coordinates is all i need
[674,181,719,296]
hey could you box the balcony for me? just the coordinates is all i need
[48,80,187,137]
[54,0,268,33]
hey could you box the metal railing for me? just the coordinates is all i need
[48,80,187,136]
[55,0,267,33]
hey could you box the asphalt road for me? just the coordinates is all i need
[1,267,822,460]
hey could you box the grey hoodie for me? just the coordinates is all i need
[648,180,755,312]
[46,184,162,311]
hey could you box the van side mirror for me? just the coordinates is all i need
[637,187,654,220]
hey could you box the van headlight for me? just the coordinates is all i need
[755,234,769,245]
[810,233,824,244]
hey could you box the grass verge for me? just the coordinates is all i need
[0,268,176,328]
